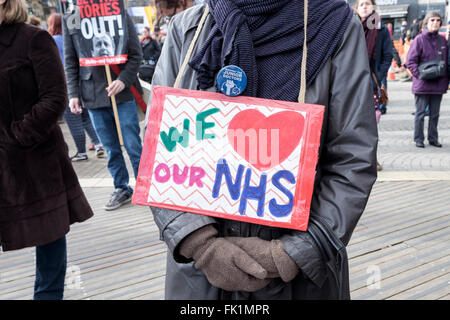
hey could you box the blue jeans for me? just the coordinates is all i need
[34,236,67,300]
[88,100,142,193]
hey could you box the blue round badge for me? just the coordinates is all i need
[216,65,247,97]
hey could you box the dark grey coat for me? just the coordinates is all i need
[62,11,143,109]
[146,5,378,300]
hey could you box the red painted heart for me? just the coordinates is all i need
[227,110,305,171]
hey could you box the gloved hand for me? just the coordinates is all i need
[226,237,299,282]
[179,224,271,292]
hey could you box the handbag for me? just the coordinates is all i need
[418,37,446,80]
[138,59,156,83]
[371,72,388,105]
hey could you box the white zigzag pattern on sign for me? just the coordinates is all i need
[150,185,240,208]
[156,129,298,173]
[155,129,299,194]
[167,96,262,119]
[151,95,299,221]
[151,193,259,221]
[160,105,244,131]
[167,96,233,117]
[152,189,281,223]
[166,95,294,122]
[183,201,279,223]
[150,174,291,217]
[156,138,298,188]
[154,132,298,183]
[150,171,289,205]
[167,96,247,116]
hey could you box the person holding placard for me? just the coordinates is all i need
[144,0,377,300]
[63,1,143,211]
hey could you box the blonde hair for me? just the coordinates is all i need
[28,14,41,27]
[2,0,28,24]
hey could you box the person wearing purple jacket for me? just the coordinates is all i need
[406,11,449,148]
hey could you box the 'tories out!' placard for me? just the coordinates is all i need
[66,0,129,66]
[132,86,325,231]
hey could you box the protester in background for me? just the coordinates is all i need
[378,37,401,115]
[403,30,413,61]
[378,42,401,115]
[138,26,161,83]
[447,21,450,41]
[406,11,448,148]
[47,13,104,162]
[386,22,393,38]
[0,0,93,299]
[147,0,377,299]
[401,20,408,44]
[153,25,163,44]
[155,0,194,45]
[355,0,393,171]
[63,10,143,211]
[448,22,450,90]
[398,30,413,82]
[156,0,194,20]
[141,26,161,62]
[410,18,420,39]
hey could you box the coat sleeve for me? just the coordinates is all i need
[117,14,143,88]
[280,16,378,287]
[406,37,421,78]
[62,14,80,100]
[447,40,450,78]
[151,40,161,61]
[146,11,218,263]
[10,29,67,147]
[377,28,394,82]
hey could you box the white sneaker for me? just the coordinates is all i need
[95,147,105,158]
[71,153,88,162]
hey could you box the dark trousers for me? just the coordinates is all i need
[63,107,101,154]
[34,236,67,300]
[414,94,442,144]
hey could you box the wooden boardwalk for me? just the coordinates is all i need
[1,180,449,300]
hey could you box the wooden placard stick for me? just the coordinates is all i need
[105,64,124,146]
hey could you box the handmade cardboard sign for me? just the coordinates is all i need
[133,86,325,231]
[70,0,128,66]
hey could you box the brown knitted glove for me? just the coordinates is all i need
[179,225,271,292]
[226,237,299,282]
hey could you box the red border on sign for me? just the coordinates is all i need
[132,86,325,231]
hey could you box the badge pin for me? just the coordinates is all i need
[216,65,247,97]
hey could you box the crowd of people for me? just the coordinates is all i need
[356,0,450,171]
[0,0,448,301]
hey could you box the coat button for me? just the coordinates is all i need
[227,226,238,236]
